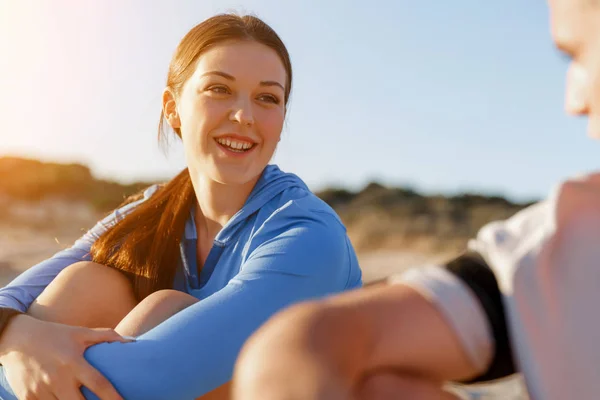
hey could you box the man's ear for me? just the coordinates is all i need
[162,89,181,129]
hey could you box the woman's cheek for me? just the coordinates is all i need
[197,98,227,123]
[260,110,285,141]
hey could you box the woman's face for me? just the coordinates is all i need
[166,40,287,187]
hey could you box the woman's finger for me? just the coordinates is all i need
[51,380,85,400]
[75,361,122,400]
[79,327,134,346]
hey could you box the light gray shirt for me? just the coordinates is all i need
[393,172,600,400]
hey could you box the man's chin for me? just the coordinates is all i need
[587,116,600,139]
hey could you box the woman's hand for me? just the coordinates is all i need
[0,314,131,400]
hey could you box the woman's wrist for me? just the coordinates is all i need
[0,311,30,357]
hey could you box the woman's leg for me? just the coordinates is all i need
[113,290,230,400]
[27,261,138,328]
[114,289,198,336]
[28,262,228,399]
[28,262,200,334]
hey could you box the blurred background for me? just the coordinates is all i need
[0,2,596,397]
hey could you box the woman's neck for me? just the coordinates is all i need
[193,176,258,241]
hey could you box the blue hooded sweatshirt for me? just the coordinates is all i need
[0,165,362,399]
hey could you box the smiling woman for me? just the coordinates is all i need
[172,39,288,188]
[0,14,361,400]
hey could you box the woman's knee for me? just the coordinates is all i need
[115,289,198,337]
[141,289,199,308]
[28,261,137,327]
[44,261,135,301]
[132,289,199,318]
[63,261,131,285]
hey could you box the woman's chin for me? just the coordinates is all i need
[203,165,264,187]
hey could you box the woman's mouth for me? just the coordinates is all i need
[215,137,257,153]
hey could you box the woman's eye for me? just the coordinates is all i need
[258,94,280,104]
[207,85,229,94]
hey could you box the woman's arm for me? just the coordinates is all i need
[72,214,358,400]
[0,189,156,400]
[0,192,152,313]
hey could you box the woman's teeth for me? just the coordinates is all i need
[216,138,254,152]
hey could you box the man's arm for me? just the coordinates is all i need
[233,281,483,400]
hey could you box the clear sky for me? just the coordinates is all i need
[1,0,598,201]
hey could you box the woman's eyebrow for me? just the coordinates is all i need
[260,81,284,91]
[201,71,235,80]
[200,70,284,91]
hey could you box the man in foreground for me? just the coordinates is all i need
[232,0,600,399]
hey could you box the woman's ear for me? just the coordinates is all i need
[162,89,181,129]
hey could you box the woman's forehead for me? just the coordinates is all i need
[193,41,286,83]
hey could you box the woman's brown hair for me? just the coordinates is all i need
[91,14,293,301]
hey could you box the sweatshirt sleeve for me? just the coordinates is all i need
[0,188,156,312]
[390,202,555,383]
[75,205,357,400]
[393,252,515,384]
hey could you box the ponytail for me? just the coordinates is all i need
[91,169,195,301]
